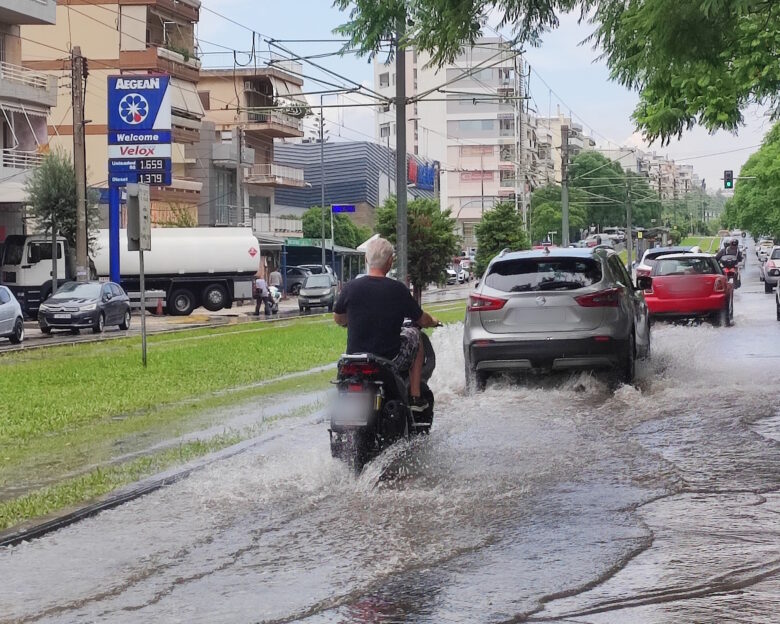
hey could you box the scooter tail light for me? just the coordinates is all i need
[575,287,623,307]
[340,363,380,376]
[468,293,507,312]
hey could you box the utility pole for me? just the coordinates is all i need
[386,134,391,198]
[235,126,243,227]
[517,55,526,229]
[320,96,326,270]
[72,46,88,282]
[480,150,485,216]
[625,178,634,268]
[394,17,408,284]
[560,125,570,247]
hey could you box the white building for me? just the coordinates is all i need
[374,38,537,250]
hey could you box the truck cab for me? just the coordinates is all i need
[0,235,71,316]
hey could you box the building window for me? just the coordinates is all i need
[379,73,389,88]
[198,91,210,110]
[460,171,494,182]
[462,145,494,157]
[499,118,514,136]
[379,123,390,138]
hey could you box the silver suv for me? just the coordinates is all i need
[463,247,651,391]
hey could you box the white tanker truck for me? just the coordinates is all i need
[0,228,260,316]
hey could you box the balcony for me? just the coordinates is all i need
[118,0,200,22]
[0,62,57,108]
[120,46,201,83]
[1,149,42,170]
[244,110,304,138]
[0,0,55,25]
[214,204,242,226]
[252,216,303,238]
[246,163,306,188]
[211,142,255,169]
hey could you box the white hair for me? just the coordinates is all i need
[365,237,395,269]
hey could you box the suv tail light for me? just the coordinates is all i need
[713,277,726,293]
[468,293,507,312]
[575,287,623,307]
[768,260,777,269]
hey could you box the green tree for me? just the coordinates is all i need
[568,152,626,228]
[157,203,198,228]
[585,0,780,144]
[374,196,460,302]
[24,149,99,252]
[474,202,529,276]
[301,206,370,249]
[529,185,587,243]
[335,0,778,143]
[723,122,780,238]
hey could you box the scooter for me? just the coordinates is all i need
[719,257,741,288]
[268,286,281,314]
[328,324,437,473]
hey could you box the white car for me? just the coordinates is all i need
[0,285,24,344]
[445,268,458,285]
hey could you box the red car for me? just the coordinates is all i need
[642,253,734,326]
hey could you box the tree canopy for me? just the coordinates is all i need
[474,202,530,275]
[301,206,373,249]
[529,185,587,244]
[722,122,780,238]
[24,149,99,250]
[335,0,778,142]
[375,196,460,301]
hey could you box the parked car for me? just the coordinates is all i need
[457,266,470,284]
[642,253,734,326]
[0,285,24,344]
[298,264,336,277]
[445,267,458,285]
[298,273,338,312]
[285,266,312,295]
[759,247,780,292]
[38,281,131,335]
[463,247,651,392]
[636,246,700,278]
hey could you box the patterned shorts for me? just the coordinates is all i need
[392,327,421,372]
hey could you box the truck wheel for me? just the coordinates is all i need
[202,284,228,311]
[169,289,195,316]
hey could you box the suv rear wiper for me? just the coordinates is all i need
[537,280,584,291]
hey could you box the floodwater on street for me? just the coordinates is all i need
[1,255,778,623]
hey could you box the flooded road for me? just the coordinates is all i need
[2,256,778,623]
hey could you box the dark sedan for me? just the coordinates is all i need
[38,281,131,335]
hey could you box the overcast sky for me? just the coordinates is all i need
[198,2,771,192]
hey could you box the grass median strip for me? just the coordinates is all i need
[0,301,465,530]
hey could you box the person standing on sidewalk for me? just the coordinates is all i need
[268,266,283,292]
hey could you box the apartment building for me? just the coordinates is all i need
[374,38,535,248]
[21,0,204,223]
[0,0,57,240]
[193,65,307,234]
[536,111,596,184]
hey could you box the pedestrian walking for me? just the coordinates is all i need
[254,274,272,316]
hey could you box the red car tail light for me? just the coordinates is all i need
[575,287,623,307]
[468,293,507,312]
[713,277,726,293]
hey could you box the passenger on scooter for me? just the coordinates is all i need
[716,239,743,264]
[333,237,440,413]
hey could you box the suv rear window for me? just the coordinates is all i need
[485,258,602,292]
[771,249,780,260]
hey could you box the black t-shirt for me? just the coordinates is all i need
[334,276,423,359]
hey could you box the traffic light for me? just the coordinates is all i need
[724,170,734,189]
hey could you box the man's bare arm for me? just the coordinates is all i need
[334,312,348,327]
[417,311,440,328]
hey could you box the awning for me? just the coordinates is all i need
[0,179,29,203]
[268,76,305,103]
[356,233,379,252]
[169,77,205,120]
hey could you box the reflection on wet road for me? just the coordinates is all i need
[1,256,778,623]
